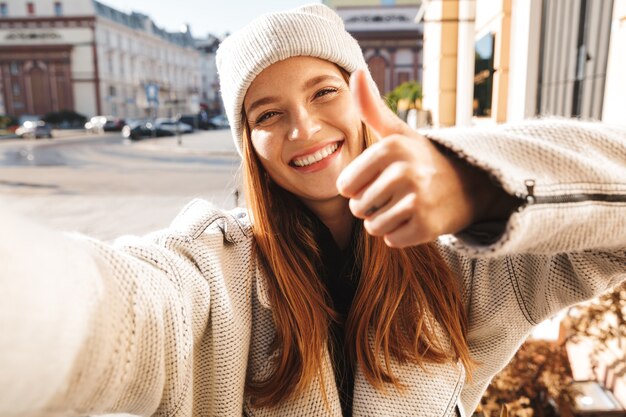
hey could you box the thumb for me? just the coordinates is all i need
[350,69,411,138]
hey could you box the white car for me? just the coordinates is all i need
[84,115,108,133]
[154,118,193,134]
[16,120,53,139]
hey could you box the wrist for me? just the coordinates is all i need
[437,143,522,226]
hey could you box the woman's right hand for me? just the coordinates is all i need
[336,69,518,248]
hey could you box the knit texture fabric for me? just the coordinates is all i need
[0,119,625,416]
[216,4,369,155]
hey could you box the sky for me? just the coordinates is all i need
[98,0,322,39]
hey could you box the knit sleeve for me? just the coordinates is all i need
[423,118,626,257]
[0,207,211,416]
[426,119,626,416]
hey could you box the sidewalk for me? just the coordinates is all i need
[132,128,239,158]
[0,128,95,141]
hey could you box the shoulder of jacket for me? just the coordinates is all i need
[167,198,252,244]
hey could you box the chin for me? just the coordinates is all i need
[300,190,344,203]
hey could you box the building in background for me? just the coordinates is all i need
[325,0,423,95]
[0,0,220,119]
[418,0,626,127]
[195,34,221,116]
[418,0,626,408]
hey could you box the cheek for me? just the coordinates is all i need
[251,131,287,182]
[329,96,362,140]
[250,131,277,162]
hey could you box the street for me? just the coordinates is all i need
[0,129,241,241]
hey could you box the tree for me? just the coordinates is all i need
[384,81,422,114]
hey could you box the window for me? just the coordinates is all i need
[54,2,63,16]
[109,86,116,97]
[0,3,8,17]
[10,62,19,75]
[107,53,114,74]
[473,33,495,117]
[26,2,34,15]
[397,71,410,85]
[381,0,395,5]
[12,83,21,96]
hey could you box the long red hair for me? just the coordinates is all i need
[241,75,472,408]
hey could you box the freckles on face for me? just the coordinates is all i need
[243,57,364,201]
[249,128,275,163]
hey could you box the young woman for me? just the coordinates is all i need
[1,4,624,417]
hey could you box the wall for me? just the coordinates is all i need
[325,0,422,7]
[95,18,201,118]
[1,0,95,17]
[421,0,458,126]
[602,0,626,126]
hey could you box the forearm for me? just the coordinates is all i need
[0,208,184,416]
[424,118,626,255]
[437,142,523,225]
[0,209,107,415]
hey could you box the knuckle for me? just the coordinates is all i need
[384,234,406,248]
[404,193,419,211]
[364,219,382,236]
[349,198,366,218]
[387,162,411,184]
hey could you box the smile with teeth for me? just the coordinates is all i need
[291,142,340,167]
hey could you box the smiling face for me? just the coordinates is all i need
[243,56,364,206]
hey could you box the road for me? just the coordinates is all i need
[0,129,241,241]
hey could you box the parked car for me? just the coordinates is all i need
[84,116,107,133]
[103,118,126,132]
[85,116,125,133]
[154,118,193,134]
[15,120,53,139]
[207,114,230,129]
[122,120,174,141]
[179,115,201,130]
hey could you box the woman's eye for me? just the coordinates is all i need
[255,111,278,124]
[315,87,338,99]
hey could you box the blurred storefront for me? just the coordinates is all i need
[325,0,423,95]
[0,0,219,119]
[417,0,626,128]
[418,0,626,407]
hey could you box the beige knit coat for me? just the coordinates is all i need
[1,119,625,417]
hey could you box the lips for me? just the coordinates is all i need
[290,141,341,167]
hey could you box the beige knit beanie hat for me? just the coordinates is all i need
[216,3,371,155]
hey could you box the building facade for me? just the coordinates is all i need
[195,34,221,116]
[0,0,218,119]
[325,0,423,95]
[418,0,626,128]
[419,1,626,405]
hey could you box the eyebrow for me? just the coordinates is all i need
[303,74,343,90]
[246,74,344,116]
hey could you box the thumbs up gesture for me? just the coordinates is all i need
[337,69,517,248]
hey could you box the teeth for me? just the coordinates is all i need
[293,143,339,167]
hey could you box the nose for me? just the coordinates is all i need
[288,106,321,141]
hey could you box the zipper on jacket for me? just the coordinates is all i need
[523,179,626,205]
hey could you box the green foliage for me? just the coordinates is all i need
[42,110,87,128]
[0,114,18,129]
[384,81,422,113]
